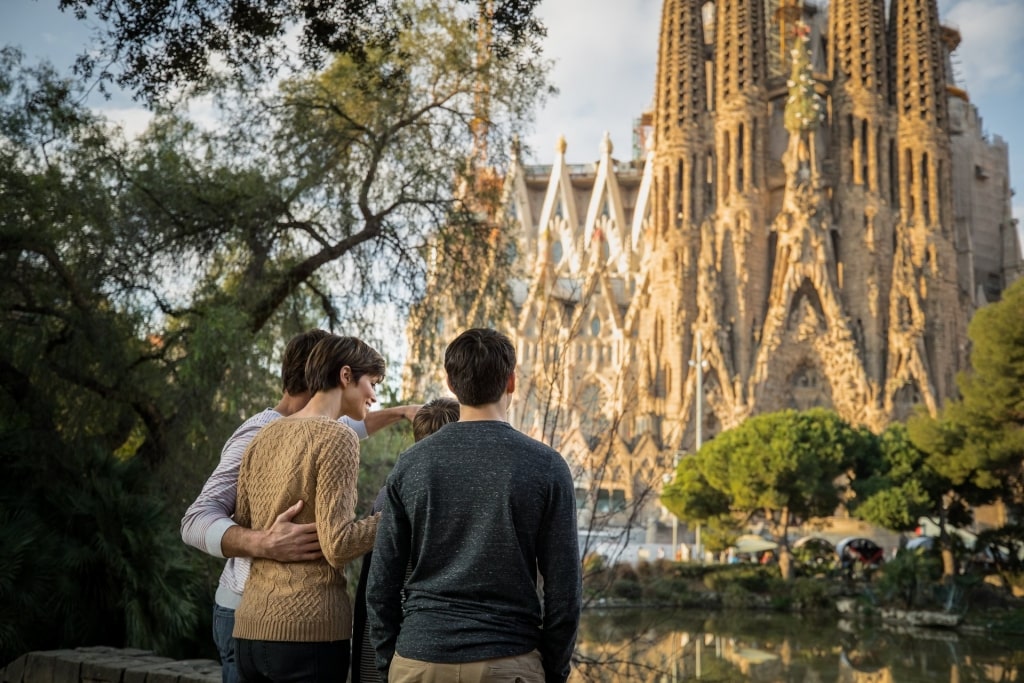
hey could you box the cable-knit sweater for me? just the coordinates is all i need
[233,415,379,642]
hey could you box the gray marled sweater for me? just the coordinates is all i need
[366,420,582,683]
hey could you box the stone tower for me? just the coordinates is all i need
[705,0,769,410]
[828,0,894,391]
[636,0,708,443]
[884,0,967,418]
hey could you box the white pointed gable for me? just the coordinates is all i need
[584,132,629,271]
[537,135,583,272]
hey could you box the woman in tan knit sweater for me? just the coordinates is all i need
[233,335,385,683]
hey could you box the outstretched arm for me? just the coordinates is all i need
[363,405,422,437]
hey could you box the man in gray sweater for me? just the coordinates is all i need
[367,328,582,683]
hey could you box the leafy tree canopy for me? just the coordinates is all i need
[58,0,545,103]
[0,0,547,656]
[851,423,952,532]
[853,280,1024,577]
[938,277,1024,509]
[662,408,873,543]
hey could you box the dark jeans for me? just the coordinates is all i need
[236,638,350,683]
[212,604,240,683]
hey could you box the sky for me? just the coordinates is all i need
[2,0,1022,230]
[525,0,1024,237]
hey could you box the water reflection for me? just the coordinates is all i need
[572,609,1024,682]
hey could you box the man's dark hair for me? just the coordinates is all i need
[444,328,516,407]
[412,397,460,441]
[305,335,386,395]
[281,329,332,395]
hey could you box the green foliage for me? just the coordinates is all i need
[0,399,204,662]
[721,583,754,609]
[914,279,1023,506]
[852,423,936,531]
[699,514,742,554]
[940,277,1024,509]
[703,565,776,594]
[792,539,839,577]
[785,577,834,610]
[876,549,942,609]
[609,564,643,601]
[0,0,549,658]
[356,414,415,516]
[60,0,545,104]
[663,408,872,545]
[854,280,1024,579]
[577,560,841,613]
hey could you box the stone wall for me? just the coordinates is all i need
[1,647,219,683]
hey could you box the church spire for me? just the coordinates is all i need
[828,0,895,389]
[890,0,948,136]
[637,0,711,441]
[706,0,769,387]
[655,0,707,147]
[714,0,768,107]
[885,0,966,413]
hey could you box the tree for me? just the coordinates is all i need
[0,0,547,656]
[851,422,970,578]
[875,278,1024,578]
[661,408,874,580]
[936,277,1024,514]
[4,0,547,469]
[59,0,545,104]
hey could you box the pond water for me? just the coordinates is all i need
[572,608,1024,682]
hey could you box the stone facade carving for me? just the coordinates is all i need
[403,0,1023,518]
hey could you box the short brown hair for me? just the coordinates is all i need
[443,328,516,406]
[282,329,332,395]
[304,335,386,395]
[412,397,460,441]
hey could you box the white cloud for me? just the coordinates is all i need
[183,94,221,132]
[95,107,154,140]
[525,0,661,164]
[940,0,1024,94]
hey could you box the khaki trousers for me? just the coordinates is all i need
[388,650,544,683]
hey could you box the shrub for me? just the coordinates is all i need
[721,583,752,609]
[611,577,643,601]
[877,548,942,608]
[788,577,834,610]
[704,565,775,593]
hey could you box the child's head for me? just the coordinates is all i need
[412,397,460,441]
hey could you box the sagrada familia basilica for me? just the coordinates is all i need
[404,0,1023,519]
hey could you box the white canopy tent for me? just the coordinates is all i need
[732,534,779,554]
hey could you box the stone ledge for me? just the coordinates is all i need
[1,648,219,683]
